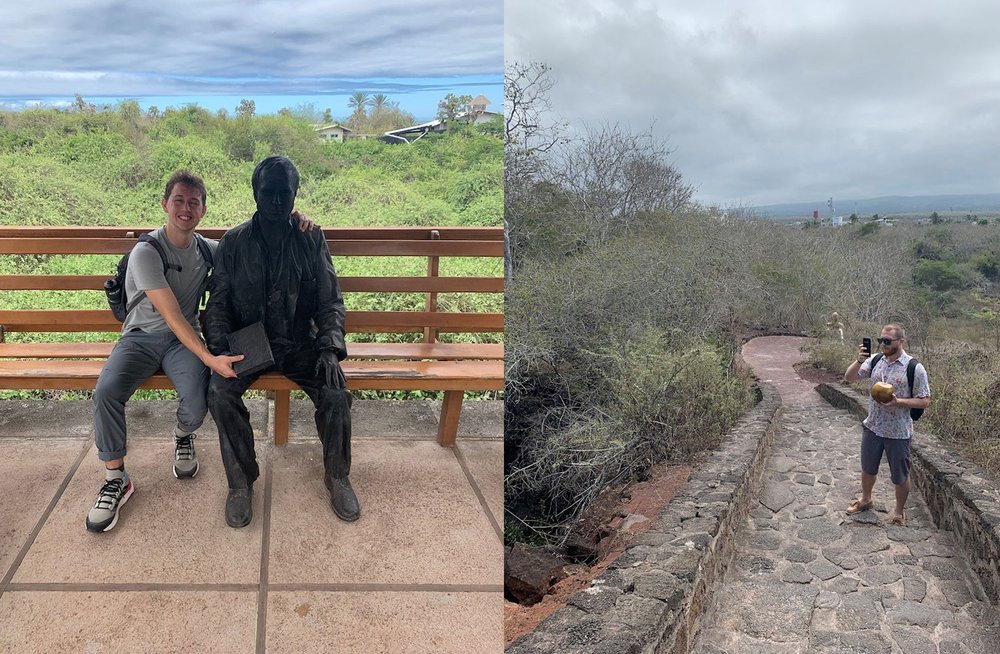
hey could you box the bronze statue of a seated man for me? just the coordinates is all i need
[205,156,359,528]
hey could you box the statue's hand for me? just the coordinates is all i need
[315,350,346,389]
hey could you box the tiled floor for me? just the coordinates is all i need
[0,401,503,653]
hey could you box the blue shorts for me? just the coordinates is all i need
[861,426,911,485]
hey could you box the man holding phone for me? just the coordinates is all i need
[843,324,930,526]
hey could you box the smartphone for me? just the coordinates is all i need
[862,337,872,356]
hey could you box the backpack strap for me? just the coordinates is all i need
[193,233,214,269]
[870,353,884,370]
[124,234,180,314]
[137,233,181,275]
[906,358,917,396]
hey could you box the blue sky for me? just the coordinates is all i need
[1,1,502,121]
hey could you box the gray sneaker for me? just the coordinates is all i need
[85,469,134,533]
[173,427,199,479]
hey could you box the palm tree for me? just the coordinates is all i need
[371,93,389,116]
[348,92,370,118]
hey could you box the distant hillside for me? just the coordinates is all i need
[755,193,1000,218]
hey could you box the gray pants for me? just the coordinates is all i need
[93,330,210,461]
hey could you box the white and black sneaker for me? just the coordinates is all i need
[173,427,199,479]
[85,469,134,533]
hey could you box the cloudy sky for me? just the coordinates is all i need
[506,0,1000,207]
[1,0,502,120]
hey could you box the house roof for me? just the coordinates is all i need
[471,95,491,106]
[383,118,444,137]
[314,124,352,132]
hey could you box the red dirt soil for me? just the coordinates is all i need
[504,463,692,645]
[792,360,842,385]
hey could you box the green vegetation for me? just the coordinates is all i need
[506,64,765,546]
[0,102,503,400]
[801,220,1000,476]
[505,62,1000,549]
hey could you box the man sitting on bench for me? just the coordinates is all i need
[205,156,359,529]
[86,170,317,533]
[86,171,241,533]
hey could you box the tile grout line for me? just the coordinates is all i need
[452,445,502,543]
[255,455,274,654]
[7,583,258,592]
[0,438,93,602]
[268,583,504,592]
[6,582,503,593]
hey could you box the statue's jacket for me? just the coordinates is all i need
[204,213,347,363]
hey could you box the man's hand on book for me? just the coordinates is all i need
[206,353,245,378]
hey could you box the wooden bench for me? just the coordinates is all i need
[0,226,503,446]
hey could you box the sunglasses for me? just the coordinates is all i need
[876,337,899,345]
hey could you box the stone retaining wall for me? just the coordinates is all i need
[816,382,1000,604]
[507,380,783,654]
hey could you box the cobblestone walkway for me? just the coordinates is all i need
[692,337,1000,654]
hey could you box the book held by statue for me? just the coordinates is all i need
[226,321,274,377]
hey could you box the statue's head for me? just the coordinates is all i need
[252,156,299,223]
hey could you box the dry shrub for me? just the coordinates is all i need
[920,343,1000,476]
[505,327,754,545]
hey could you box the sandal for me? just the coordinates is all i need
[846,498,874,514]
[889,514,906,526]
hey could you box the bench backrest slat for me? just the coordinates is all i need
[0,275,504,293]
[0,238,503,257]
[0,226,502,240]
[0,226,503,343]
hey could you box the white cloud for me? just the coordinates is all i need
[1,1,501,94]
[506,0,1000,205]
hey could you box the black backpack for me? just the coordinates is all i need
[870,353,925,421]
[104,233,213,322]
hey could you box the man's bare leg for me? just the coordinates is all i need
[860,472,877,503]
[892,478,911,522]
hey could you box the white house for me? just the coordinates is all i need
[314,124,352,142]
[460,95,501,124]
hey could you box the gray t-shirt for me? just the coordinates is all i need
[122,227,218,334]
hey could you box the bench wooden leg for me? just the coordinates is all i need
[437,390,464,447]
[274,390,290,446]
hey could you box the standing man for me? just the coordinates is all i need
[205,156,358,528]
[843,324,930,526]
[86,170,319,533]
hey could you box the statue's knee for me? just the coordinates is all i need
[207,379,235,410]
[319,388,351,412]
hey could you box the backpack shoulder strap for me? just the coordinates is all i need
[906,358,918,396]
[123,234,176,314]
[870,353,884,370]
[137,233,177,275]
[193,234,214,269]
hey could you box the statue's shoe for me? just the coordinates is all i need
[325,475,361,522]
[225,487,253,528]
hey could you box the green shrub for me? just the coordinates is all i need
[913,259,967,291]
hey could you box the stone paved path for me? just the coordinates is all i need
[692,337,1000,654]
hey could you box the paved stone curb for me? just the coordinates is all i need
[506,379,783,653]
[816,382,1000,604]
